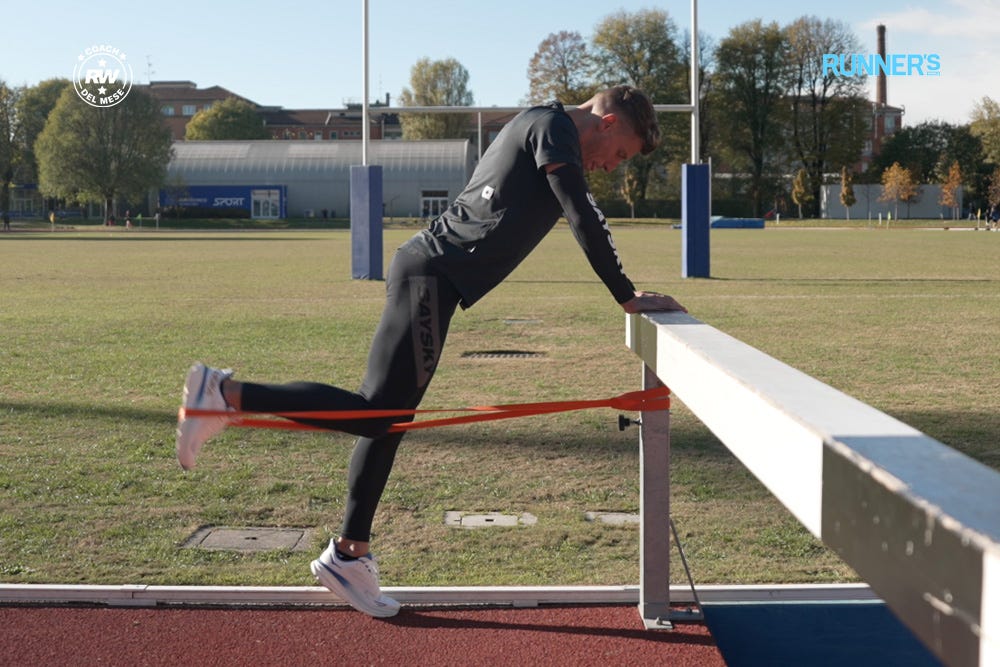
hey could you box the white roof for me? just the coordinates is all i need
[168,139,473,179]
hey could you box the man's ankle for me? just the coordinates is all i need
[335,537,369,559]
[220,379,241,410]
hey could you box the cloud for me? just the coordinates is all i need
[863,1,1000,37]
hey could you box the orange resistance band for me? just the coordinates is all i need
[181,386,670,434]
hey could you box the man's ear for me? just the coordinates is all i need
[600,113,618,131]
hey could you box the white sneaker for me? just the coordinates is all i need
[310,539,400,618]
[176,362,233,470]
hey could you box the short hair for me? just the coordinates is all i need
[596,85,660,155]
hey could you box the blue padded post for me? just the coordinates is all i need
[350,165,384,280]
[682,164,710,278]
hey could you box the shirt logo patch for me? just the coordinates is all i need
[481,185,495,200]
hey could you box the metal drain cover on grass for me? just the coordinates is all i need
[444,511,538,528]
[585,511,640,526]
[461,350,545,359]
[183,526,315,552]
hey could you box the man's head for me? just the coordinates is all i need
[591,86,660,156]
[575,85,660,173]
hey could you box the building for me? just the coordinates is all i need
[821,183,961,220]
[139,81,254,140]
[141,81,397,142]
[161,139,476,219]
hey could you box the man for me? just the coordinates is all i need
[176,85,686,618]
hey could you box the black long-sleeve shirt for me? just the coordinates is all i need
[405,102,635,308]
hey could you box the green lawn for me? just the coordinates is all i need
[1,225,996,588]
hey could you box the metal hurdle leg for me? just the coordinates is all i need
[639,364,673,630]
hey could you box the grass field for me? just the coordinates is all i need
[1,224,997,589]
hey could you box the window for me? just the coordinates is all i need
[298,131,307,140]
[884,115,896,133]
[328,131,338,140]
[314,130,323,140]
[182,105,197,116]
[161,106,175,116]
[421,190,449,219]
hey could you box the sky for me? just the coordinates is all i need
[4,0,998,126]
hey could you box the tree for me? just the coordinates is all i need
[879,162,919,219]
[398,58,474,140]
[11,79,72,217]
[791,167,813,218]
[591,8,686,209]
[711,20,789,216]
[939,161,962,220]
[840,166,856,220]
[988,167,1000,210]
[185,97,268,140]
[525,31,596,105]
[0,81,19,217]
[35,87,173,220]
[970,96,1000,167]
[784,17,868,216]
[681,30,715,162]
[873,121,982,183]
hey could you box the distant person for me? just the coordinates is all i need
[175,85,687,618]
[2,210,10,232]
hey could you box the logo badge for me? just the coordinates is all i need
[73,45,134,108]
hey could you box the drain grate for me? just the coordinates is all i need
[182,526,315,552]
[461,350,545,359]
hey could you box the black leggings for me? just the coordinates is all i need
[240,247,461,541]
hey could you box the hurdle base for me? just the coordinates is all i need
[639,605,705,630]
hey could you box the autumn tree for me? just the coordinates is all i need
[185,97,268,140]
[791,167,812,218]
[939,161,962,220]
[879,162,919,220]
[35,87,172,220]
[525,31,596,105]
[398,58,474,140]
[840,166,856,220]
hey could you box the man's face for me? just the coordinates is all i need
[580,115,644,173]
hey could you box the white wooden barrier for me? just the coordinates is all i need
[627,311,1000,667]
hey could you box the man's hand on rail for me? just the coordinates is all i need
[621,291,688,314]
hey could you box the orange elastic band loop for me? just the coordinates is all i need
[181,386,670,434]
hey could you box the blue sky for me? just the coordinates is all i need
[5,0,997,126]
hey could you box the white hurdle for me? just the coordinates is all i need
[627,311,1000,667]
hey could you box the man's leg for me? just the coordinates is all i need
[312,251,460,616]
[338,252,460,547]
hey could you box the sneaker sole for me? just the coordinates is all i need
[176,364,223,470]
[310,559,400,618]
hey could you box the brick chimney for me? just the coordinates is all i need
[877,24,887,106]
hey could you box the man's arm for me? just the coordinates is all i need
[545,162,686,313]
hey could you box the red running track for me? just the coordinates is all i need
[0,604,723,666]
